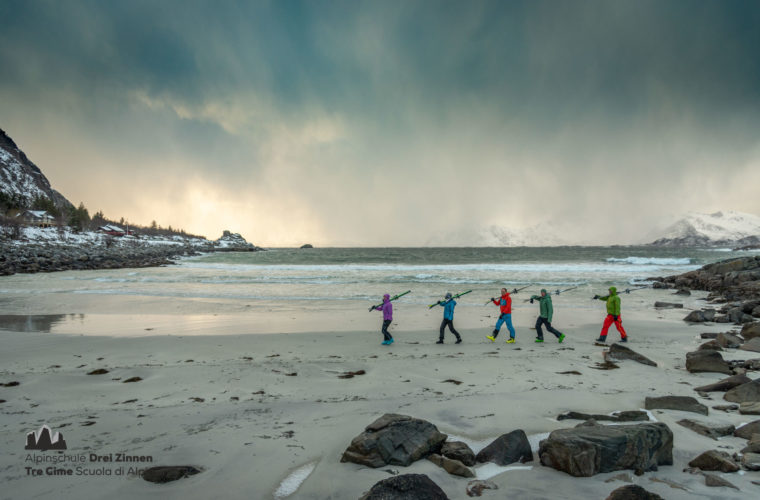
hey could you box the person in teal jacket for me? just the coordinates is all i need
[435,292,462,344]
[594,286,628,342]
[530,289,565,343]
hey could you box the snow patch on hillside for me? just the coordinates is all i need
[0,146,47,201]
[10,226,212,249]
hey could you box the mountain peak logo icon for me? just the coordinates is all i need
[25,425,67,451]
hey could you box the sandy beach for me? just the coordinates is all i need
[1,285,757,499]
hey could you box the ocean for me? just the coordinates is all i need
[0,246,754,336]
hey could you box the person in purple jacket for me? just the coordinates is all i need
[370,293,394,345]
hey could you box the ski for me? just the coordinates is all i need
[369,290,412,311]
[429,290,472,309]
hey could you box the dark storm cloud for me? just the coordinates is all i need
[0,0,758,244]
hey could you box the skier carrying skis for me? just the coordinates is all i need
[594,286,628,343]
[487,288,516,343]
[530,289,566,343]
[434,292,462,344]
[370,293,394,345]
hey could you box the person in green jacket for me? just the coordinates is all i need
[530,289,565,343]
[594,286,628,342]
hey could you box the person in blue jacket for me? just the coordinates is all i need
[435,292,462,344]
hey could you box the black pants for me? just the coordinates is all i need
[381,320,392,341]
[535,317,562,339]
[439,319,461,341]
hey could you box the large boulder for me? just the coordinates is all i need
[685,351,732,374]
[556,410,649,423]
[724,380,760,403]
[703,473,739,490]
[605,344,657,367]
[734,419,760,439]
[728,308,755,324]
[716,332,742,348]
[740,337,760,353]
[654,302,683,309]
[676,419,734,439]
[341,414,447,468]
[694,374,751,393]
[741,435,760,454]
[538,423,673,477]
[440,441,475,466]
[475,430,532,466]
[141,466,202,483]
[605,485,665,500]
[684,311,707,323]
[465,480,498,497]
[427,453,474,478]
[644,396,708,415]
[741,300,760,314]
[741,322,760,341]
[213,230,259,252]
[697,340,722,351]
[739,402,760,415]
[359,474,448,500]
[742,452,760,471]
[688,450,739,472]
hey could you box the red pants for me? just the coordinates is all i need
[600,314,627,338]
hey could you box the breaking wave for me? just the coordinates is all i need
[605,257,692,265]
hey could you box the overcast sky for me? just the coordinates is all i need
[1,0,759,246]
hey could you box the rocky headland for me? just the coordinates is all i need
[0,228,262,276]
[652,256,760,326]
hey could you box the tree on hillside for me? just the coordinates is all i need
[31,195,61,218]
[0,192,25,214]
[67,202,90,232]
[90,210,107,229]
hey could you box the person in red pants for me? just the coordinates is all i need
[594,286,627,342]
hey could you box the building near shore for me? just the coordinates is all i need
[16,210,55,228]
[97,224,132,237]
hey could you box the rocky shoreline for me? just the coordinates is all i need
[0,230,262,276]
[651,256,760,326]
[657,256,760,301]
[0,241,204,275]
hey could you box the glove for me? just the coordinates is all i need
[612,315,619,321]
[593,294,599,299]
[530,298,534,304]
[490,298,495,302]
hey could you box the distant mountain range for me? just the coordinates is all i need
[0,128,72,211]
[426,221,570,247]
[648,211,760,247]
[428,211,760,248]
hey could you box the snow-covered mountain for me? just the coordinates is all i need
[426,222,571,247]
[0,128,72,210]
[649,211,760,247]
